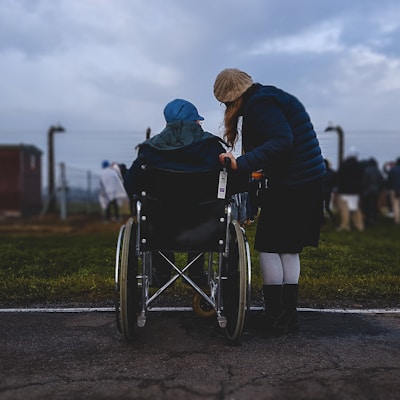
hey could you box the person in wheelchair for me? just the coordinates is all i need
[124,98,234,287]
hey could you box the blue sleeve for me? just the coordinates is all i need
[237,100,293,172]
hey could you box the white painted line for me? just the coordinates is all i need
[298,307,400,314]
[0,307,400,314]
[0,307,116,313]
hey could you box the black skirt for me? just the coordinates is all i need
[254,180,323,253]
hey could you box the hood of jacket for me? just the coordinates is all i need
[143,120,219,151]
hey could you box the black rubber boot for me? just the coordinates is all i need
[262,285,283,331]
[274,284,299,334]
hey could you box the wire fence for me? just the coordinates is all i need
[42,128,399,218]
[42,164,102,216]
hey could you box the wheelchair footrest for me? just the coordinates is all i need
[217,315,227,328]
[137,314,147,328]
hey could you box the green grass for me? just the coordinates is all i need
[0,230,116,306]
[300,220,400,307]
[0,216,399,308]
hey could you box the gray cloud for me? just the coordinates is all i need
[1,0,399,177]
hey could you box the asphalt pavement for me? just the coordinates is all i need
[1,308,400,399]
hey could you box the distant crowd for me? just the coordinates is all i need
[323,148,400,231]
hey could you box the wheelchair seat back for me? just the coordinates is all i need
[138,168,227,252]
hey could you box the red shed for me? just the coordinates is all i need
[0,144,43,217]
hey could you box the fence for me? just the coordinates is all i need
[42,164,102,217]
[41,128,399,219]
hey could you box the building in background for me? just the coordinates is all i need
[0,144,42,217]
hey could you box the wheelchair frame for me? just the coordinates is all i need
[115,168,251,343]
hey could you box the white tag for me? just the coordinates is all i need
[217,171,228,199]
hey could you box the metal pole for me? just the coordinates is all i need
[47,128,55,211]
[136,127,151,151]
[47,124,65,213]
[324,124,345,168]
[59,162,67,220]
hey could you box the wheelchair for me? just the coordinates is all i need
[115,165,251,343]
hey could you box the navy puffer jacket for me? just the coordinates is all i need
[237,84,326,186]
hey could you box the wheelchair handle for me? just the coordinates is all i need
[224,157,231,168]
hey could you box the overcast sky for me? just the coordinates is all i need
[1,0,400,185]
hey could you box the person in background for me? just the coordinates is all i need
[98,160,128,222]
[335,147,365,231]
[361,157,385,227]
[383,161,396,218]
[213,68,326,334]
[387,157,400,224]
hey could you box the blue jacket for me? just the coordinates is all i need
[237,84,326,186]
[124,121,228,198]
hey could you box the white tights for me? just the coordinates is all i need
[259,252,300,285]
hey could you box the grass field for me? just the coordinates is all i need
[0,214,399,309]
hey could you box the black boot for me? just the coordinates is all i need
[262,285,283,331]
[274,284,299,334]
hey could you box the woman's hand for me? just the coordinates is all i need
[219,152,238,170]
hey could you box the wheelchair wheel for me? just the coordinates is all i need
[119,218,140,341]
[222,220,248,342]
[115,224,125,333]
[192,292,216,318]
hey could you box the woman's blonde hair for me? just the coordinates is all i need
[223,96,243,148]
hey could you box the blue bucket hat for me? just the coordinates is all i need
[163,99,204,123]
[102,160,110,168]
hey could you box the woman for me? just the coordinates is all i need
[213,68,326,333]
